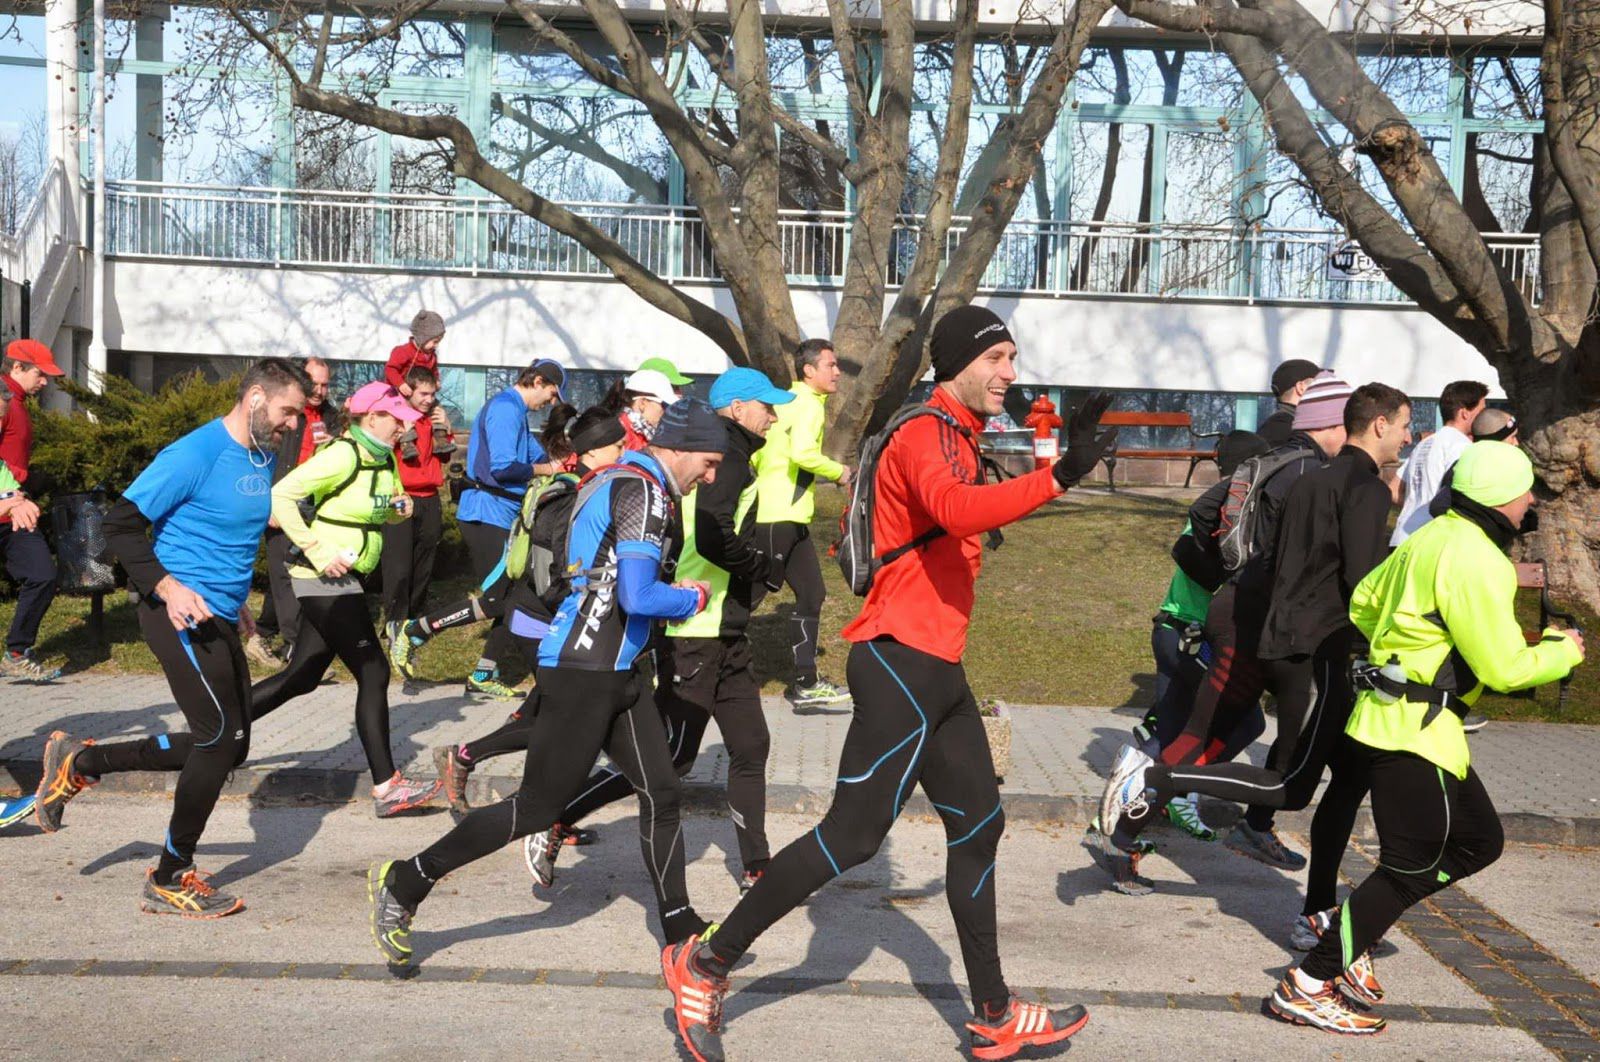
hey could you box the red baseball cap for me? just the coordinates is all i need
[346,381,423,423]
[5,339,64,376]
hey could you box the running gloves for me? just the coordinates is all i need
[1053,391,1119,489]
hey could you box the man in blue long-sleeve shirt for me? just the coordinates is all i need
[455,359,566,700]
[366,398,728,973]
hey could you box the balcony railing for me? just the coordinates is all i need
[102,181,1542,307]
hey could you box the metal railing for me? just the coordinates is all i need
[101,180,1543,307]
[1,163,76,284]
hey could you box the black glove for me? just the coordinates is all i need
[1053,391,1119,489]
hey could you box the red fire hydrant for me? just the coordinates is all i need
[1022,395,1063,471]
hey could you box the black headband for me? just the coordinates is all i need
[1476,416,1517,442]
[569,415,626,455]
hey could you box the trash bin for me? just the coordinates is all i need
[51,489,117,593]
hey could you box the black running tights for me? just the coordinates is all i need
[704,638,1010,1012]
[388,665,703,944]
[1302,750,1502,980]
[760,522,825,683]
[250,593,395,784]
[73,599,252,881]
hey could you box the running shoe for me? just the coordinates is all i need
[140,866,245,918]
[738,868,764,895]
[1267,972,1386,1035]
[785,676,851,709]
[243,634,282,669]
[966,998,1089,1060]
[373,773,443,818]
[1224,821,1307,870]
[431,744,473,817]
[1,649,61,682]
[35,730,95,833]
[1340,949,1385,1006]
[1290,908,1336,951]
[465,670,519,702]
[368,860,416,967]
[1097,743,1154,845]
[524,823,569,888]
[662,931,729,1062]
[563,827,598,847]
[1081,821,1155,896]
[1462,712,1488,734]
[388,621,426,680]
[1164,793,1216,841]
[0,794,36,830]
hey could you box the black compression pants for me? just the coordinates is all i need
[249,593,396,784]
[388,664,704,944]
[381,494,441,624]
[1116,627,1356,848]
[704,638,1010,1011]
[557,635,771,870]
[1159,582,1266,768]
[72,599,251,881]
[256,527,301,647]
[0,523,56,654]
[1144,619,1265,764]
[759,522,825,684]
[458,519,517,669]
[1303,734,1371,915]
[1301,750,1502,981]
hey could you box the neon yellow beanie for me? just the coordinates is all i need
[1452,440,1534,507]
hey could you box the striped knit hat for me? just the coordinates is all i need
[1293,370,1355,430]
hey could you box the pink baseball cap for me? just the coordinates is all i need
[347,381,423,423]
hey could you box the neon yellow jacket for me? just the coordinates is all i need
[752,382,844,524]
[1346,510,1581,777]
[271,430,406,579]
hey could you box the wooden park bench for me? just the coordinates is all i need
[1513,560,1581,712]
[1094,411,1222,490]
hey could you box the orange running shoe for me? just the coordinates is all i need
[966,998,1089,1060]
[662,931,728,1062]
[35,730,96,833]
[1268,971,1386,1035]
[1340,949,1385,1006]
[140,866,245,919]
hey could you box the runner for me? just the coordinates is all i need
[1270,441,1582,1034]
[366,397,727,974]
[604,367,680,450]
[381,367,450,647]
[1389,379,1488,545]
[1258,360,1321,447]
[0,338,64,681]
[1099,384,1411,882]
[388,403,580,683]
[428,405,627,816]
[454,359,567,700]
[247,381,441,817]
[250,356,339,667]
[662,305,1117,1062]
[1,456,48,826]
[33,358,309,916]
[518,367,793,893]
[751,338,853,710]
[1123,370,1354,873]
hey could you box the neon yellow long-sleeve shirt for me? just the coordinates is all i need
[751,382,844,524]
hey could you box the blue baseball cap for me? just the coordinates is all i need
[709,367,794,410]
[527,358,565,400]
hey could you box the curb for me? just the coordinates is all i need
[6,760,1599,847]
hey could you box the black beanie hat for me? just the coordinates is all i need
[1270,359,1321,398]
[651,397,729,454]
[1216,429,1271,478]
[930,305,1014,381]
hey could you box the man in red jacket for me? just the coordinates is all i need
[382,367,449,643]
[0,339,64,681]
[662,306,1119,1062]
[385,310,444,396]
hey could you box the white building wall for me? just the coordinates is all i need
[106,260,1503,396]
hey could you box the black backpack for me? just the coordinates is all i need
[835,405,998,596]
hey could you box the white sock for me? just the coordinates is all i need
[1291,966,1328,993]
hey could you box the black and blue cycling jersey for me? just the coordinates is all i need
[540,449,700,671]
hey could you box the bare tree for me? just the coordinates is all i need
[1111,0,1600,607]
[0,111,48,235]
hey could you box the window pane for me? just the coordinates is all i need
[1358,54,1453,115]
[1076,47,1233,107]
[1467,55,1541,120]
[489,93,670,203]
[1464,130,1535,232]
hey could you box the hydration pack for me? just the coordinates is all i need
[503,471,578,594]
[1215,450,1304,572]
[836,404,994,596]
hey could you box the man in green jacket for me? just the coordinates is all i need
[752,338,853,709]
[1268,440,1583,1035]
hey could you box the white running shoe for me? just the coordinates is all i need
[1098,744,1154,843]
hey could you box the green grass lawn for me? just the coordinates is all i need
[5,487,1593,722]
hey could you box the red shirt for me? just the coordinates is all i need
[0,375,31,527]
[842,387,1060,663]
[298,403,330,465]
[621,412,650,451]
[397,418,444,497]
[386,341,439,391]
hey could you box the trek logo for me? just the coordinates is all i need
[573,550,617,651]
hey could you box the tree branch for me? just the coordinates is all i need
[825,0,873,130]
[1113,0,1274,37]
[1541,0,1600,282]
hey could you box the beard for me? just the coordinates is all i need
[248,404,283,450]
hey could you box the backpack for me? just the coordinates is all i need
[503,471,577,586]
[1215,450,1306,572]
[561,461,674,591]
[836,404,996,596]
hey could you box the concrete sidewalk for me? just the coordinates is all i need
[3,672,1598,843]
